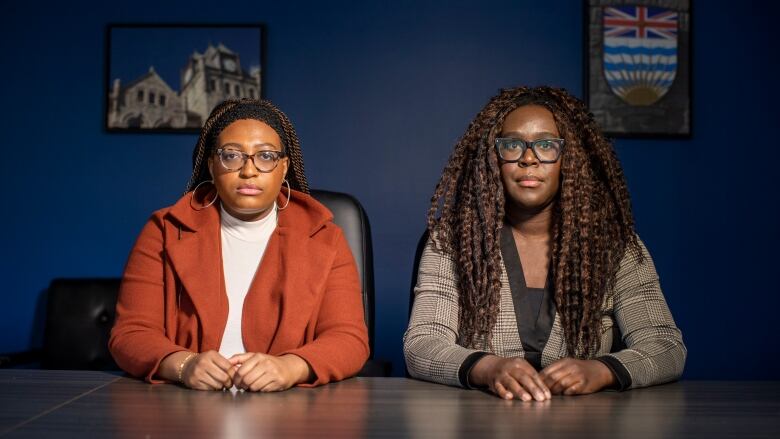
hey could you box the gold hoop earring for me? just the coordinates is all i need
[190,180,218,210]
[278,179,291,211]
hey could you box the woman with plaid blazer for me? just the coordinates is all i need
[404,87,686,401]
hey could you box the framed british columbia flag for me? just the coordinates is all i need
[585,0,691,137]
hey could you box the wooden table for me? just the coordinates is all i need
[1,370,778,438]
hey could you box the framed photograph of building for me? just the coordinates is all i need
[585,0,691,137]
[105,24,264,133]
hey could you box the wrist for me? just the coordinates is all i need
[468,354,499,387]
[178,352,198,383]
[158,350,194,382]
[591,359,616,389]
[280,354,313,385]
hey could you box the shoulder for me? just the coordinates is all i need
[281,190,345,244]
[617,235,655,272]
[614,234,660,291]
[133,193,210,243]
[416,230,460,283]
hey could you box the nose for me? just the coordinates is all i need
[518,145,538,168]
[239,156,259,177]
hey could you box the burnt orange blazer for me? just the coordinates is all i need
[109,189,370,385]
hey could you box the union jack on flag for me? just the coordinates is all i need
[602,5,679,106]
[604,6,678,40]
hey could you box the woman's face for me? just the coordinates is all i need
[498,105,562,214]
[208,119,289,221]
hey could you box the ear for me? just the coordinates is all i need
[207,156,215,180]
[281,156,289,179]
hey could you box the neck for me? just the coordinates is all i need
[505,202,554,240]
[222,203,275,222]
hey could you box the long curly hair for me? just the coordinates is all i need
[428,86,640,358]
[185,98,309,194]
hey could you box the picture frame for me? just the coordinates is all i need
[105,23,265,133]
[584,0,691,138]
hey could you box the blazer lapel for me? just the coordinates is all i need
[242,200,335,354]
[165,201,227,352]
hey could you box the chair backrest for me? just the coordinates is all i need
[43,278,120,370]
[408,229,430,317]
[310,189,376,358]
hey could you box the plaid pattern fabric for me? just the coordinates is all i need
[403,235,686,389]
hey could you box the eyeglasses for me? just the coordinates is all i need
[495,138,565,164]
[215,148,286,172]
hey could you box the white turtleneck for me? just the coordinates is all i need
[218,203,278,358]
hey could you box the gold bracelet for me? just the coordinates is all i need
[178,352,197,383]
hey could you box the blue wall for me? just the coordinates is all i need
[1,0,778,379]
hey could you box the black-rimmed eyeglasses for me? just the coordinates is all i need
[495,138,564,164]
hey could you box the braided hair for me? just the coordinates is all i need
[185,98,309,194]
[428,86,640,358]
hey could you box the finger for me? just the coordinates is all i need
[539,360,566,379]
[227,365,239,382]
[531,373,552,399]
[229,352,256,365]
[549,376,567,395]
[541,372,558,390]
[563,382,582,396]
[493,381,513,400]
[248,370,276,392]
[507,364,543,393]
[230,352,270,366]
[195,369,225,390]
[238,366,269,391]
[558,375,582,395]
[256,375,283,392]
[205,365,231,388]
[517,374,547,401]
[545,368,574,395]
[233,356,264,388]
[505,377,533,402]
[209,353,233,372]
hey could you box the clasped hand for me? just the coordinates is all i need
[180,350,308,392]
[469,355,614,401]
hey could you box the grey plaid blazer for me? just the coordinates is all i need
[403,234,686,389]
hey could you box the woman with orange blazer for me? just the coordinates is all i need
[109,99,369,391]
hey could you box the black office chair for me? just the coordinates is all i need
[1,190,390,376]
[310,189,390,376]
[0,278,121,370]
[42,278,121,370]
[311,190,375,357]
[405,229,430,377]
[408,229,431,316]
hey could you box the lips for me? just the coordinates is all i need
[518,175,542,188]
[236,184,262,195]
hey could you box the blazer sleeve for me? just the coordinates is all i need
[280,227,370,386]
[403,236,483,387]
[601,237,687,389]
[109,213,187,383]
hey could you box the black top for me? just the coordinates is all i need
[457,226,632,390]
[499,224,556,370]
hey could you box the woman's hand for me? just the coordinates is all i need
[539,358,615,395]
[181,350,234,390]
[229,353,313,392]
[159,350,233,390]
[468,355,551,401]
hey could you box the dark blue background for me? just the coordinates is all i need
[1,0,778,379]
[109,26,262,90]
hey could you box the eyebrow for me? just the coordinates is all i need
[220,142,281,151]
[499,131,560,139]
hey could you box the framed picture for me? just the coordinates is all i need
[105,24,265,133]
[585,1,691,137]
